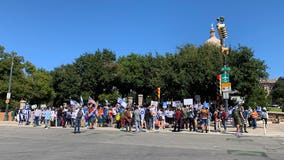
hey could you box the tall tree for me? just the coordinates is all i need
[74,49,117,98]
[271,77,284,105]
[228,46,268,105]
[27,68,55,105]
[52,64,81,106]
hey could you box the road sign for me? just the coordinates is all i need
[6,92,11,100]
[221,82,231,92]
[223,92,229,99]
[221,67,231,72]
[221,73,230,82]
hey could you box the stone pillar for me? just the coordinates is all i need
[20,99,26,109]
[138,94,143,106]
[128,97,133,107]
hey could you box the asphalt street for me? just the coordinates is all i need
[0,126,284,160]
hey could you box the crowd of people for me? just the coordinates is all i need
[13,101,269,135]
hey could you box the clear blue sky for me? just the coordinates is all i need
[0,0,283,78]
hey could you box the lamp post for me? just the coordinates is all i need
[216,16,230,113]
[4,53,15,121]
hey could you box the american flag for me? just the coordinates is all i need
[88,96,97,105]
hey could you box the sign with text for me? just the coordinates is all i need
[221,82,232,92]
[183,98,193,106]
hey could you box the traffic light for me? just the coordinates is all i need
[217,23,228,39]
[157,87,161,99]
[222,47,229,55]
[216,75,222,95]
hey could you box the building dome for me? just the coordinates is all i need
[205,24,221,46]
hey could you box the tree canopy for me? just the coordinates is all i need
[0,43,272,110]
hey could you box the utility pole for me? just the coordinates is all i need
[4,53,15,121]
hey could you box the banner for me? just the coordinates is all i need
[183,98,193,106]
[162,102,167,109]
[172,101,181,107]
[151,101,158,107]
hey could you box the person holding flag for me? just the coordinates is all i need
[88,96,98,129]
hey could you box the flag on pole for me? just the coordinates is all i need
[80,96,84,106]
[70,99,80,107]
[88,96,97,105]
[117,97,127,108]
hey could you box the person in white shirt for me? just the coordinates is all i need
[34,108,42,126]
[139,106,145,128]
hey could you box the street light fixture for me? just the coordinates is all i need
[4,52,15,121]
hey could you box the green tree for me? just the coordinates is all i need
[74,49,117,98]
[228,46,268,105]
[271,77,284,105]
[27,68,55,105]
[51,64,82,106]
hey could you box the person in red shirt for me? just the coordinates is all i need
[173,108,182,132]
[220,107,227,133]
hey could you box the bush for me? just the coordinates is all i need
[267,107,282,112]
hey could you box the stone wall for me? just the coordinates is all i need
[268,112,284,123]
[0,112,13,121]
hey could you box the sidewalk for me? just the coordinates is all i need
[1,120,283,137]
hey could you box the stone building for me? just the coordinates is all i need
[260,78,278,96]
[205,24,221,46]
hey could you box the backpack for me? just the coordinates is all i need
[187,110,195,118]
[217,111,222,119]
[77,110,83,119]
[183,110,188,119]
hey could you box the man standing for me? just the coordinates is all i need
[213,108,221,132]
[45,107,51,129]
[250,109,259,129]
[133,106,142,132]
[200,106,209,133]
[173,108,182,132]
[220,107,227,133]
[139,106,145,128]
[124,107,132,132]
[34,107,41,127]
[232,106,243,136]
[187,106,196,132]
[74,108,83,133]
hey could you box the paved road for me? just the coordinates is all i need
[0,126,284,160]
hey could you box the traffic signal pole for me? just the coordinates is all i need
[217,17,230,113]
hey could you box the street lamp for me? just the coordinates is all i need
[216,16,231,113]
[4,52,15,121]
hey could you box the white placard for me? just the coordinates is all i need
[150,101,158,107]
[183,98,193,106]
[172,101,181,107]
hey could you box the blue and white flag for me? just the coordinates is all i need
[70,99,80,107]
[80,96,84,105]
[117,97,127,108]
[203,102,210,109]
[162,102,167,109]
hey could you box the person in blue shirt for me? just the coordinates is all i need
[45,107,51,129]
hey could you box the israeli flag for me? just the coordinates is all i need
[70,99,80,107]
[117,97,127,108]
